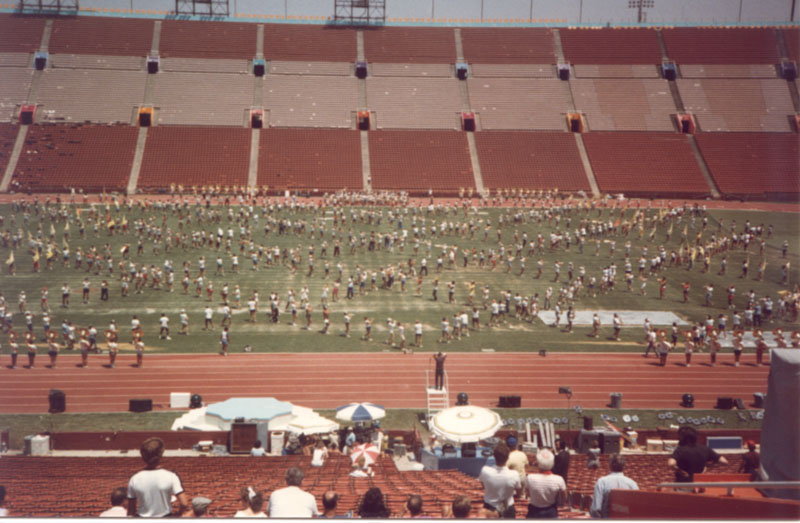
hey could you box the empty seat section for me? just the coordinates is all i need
[49,17,154,56]
[153,72,252,126]
[370,63,452,77]
[677,78,794,132]
[49,54,143,71]
[367,77,461,129]
[0,14,45,53]
[0,122,18,175]
[257,128,362,192]
[470,63,553,78]
[0,67,33,122]
[475,131,589,192]
[663,27,780,64]
[678,64,778,78]
[160,57,249,74]
[468,78,568,130]
[461,28,555,64]
[368,130,474,194]
[785,28,799,63]
[12,124,137,192]
[364,27,456,63]
[37,68,145,124]
[268,61,352,76]
[560,28,662,65]
[582,132,710,198]
[139,126,251,190]
[264,75,358,128]
[160,20,256,60]
[571,78,676,131]
[263,24,357,62]
[696,132,799,199]
[572,64,660,79]
[0,52,30,67]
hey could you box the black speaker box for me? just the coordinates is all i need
[716,397,734,410]
[456,66,468,80]
[735,398,746,410]
[662,62,677,80]
[499,395,521,408]
[251,113,263,129]
[129,398,153,412]
[781,61,797,81]
[462,115,475,132]
[138,112,151,127]
[583,416,594,431]
[358,114,370,131]
[570,117,581,133]
[753,393,765,408]
[558,64,570,80]
[600,431,621,454]
[461,442,477,457]
[254,63,265,77]
[49,389,66,413]
[578,429,599,453]
[355,61,367,79]
[35,56,47,71]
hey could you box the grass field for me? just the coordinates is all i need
[1,200,797,356]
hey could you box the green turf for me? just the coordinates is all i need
[0,407,762,450]
[0,202,796,355]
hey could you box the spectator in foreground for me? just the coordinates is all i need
[234,486,266,518]
[441,495,472,518]
[590,454,638,519]
[357,487,391,518]
[250,440,266,456]
[320,491,352,518]
[738,440,760,480]
[127,437,190,517]
[400,494,425,518]
[99,487,127,517]
[268,467,319,518]
[525,449,566,519]
[191,496,212,517]
[552,439,571,486]
[0,485,6,517]
[478,441,522,518]
[506,436,529,498]
[667,426,728,484]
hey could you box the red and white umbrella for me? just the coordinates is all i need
[350,443,380,465]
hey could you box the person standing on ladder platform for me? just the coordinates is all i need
[433,351,447,390]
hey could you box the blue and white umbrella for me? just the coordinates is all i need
[335,402,386,422]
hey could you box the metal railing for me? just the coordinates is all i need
[657,481,800,497]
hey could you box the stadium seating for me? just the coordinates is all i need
[138,126,251,190]
[662,27,780,65]
[695,132,800,200]
[12,124,138,193]
[370,63,452,77]
[37,68,146,124]
[48,17,153,57]
[467,78,568,130]
[366,77,462,129]
[160,57,249,74]
[160,20,257,60]
[560,28,662,65]
[152,71,252,127]
[368,130,474,194]
[461,28,555,64]
[268,61,352,76]
[0,122,18,175]
[572,64,660,79]
[49,54,143,71]
[677,64,778,79]
[785,28,799,63]
[257,128,362,192]
[0,67,33,122]
[474,131,590,192]
[0,451,753,517]
[264,75,358,128]
[263,24,357,62]
[0,14,45,53]
[582,132,711,198]
[571,78,677,131]
[676,78,794,132]
[363,27,456,63]
[470,63,554,78]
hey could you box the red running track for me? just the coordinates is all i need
[0,352,769,413]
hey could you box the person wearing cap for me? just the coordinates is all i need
[525,449,566,518]
[589,454,638,518]
[127,437,190,517]
[191,496,212,517]
[506,436,529,498]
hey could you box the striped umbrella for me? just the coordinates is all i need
[335,402,386,422]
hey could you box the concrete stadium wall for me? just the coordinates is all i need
[21,0,798,25]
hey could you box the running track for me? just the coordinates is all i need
[0,352,769,413]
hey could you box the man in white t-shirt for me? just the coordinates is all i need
[99,487,127,517]
[525,449,566,518]
[127,437,190,517]
[268,467,320,518]
[478,441,522,518]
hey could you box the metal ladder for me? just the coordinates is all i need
[426,369,449,424]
